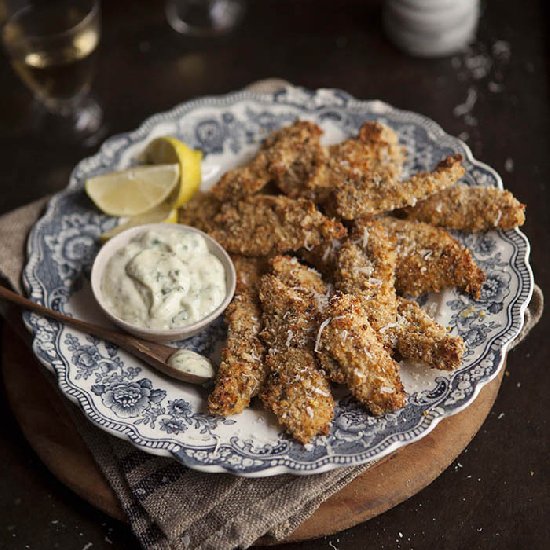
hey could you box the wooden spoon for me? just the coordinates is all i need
[0,285,212,385]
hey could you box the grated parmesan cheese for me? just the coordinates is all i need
[314,317,332,352]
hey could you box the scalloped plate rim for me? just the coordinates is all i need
[22,85,534,477]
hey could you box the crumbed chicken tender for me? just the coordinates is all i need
[211,120,330,202]
[208,293,266,416]
[258,257,334,443]
[338,219,398,335]
[266,120,331,200]
[259,276,319,350]
[329,121,406,184]
[261,349,334,443]
[403,185,526,232]
[259,256,328,349]
[299,237,346,280]
[208,257,267,416]
[391,298,465,370]
[378,217,485,299]
[177,192,221,233]
[211,150,271,201]
[270,255,327,295]
[317,293,406,416]
[208,195,346,257]
[332,154,465,220]
[231,255,268,294]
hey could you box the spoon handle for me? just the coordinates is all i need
[0,285,208,384]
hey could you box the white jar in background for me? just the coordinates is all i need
[384,0,480,57]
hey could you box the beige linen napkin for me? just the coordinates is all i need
[0,81,544,550]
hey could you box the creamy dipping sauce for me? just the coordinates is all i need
[168,349,215,379]
[101,228,227,330]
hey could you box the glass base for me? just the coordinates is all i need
[166,0,245,36]
[31,95,106,147]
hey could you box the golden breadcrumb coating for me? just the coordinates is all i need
[378,217,485,299]
[208,292,266,416]
[208,195,346,257]
[259,275,318,350]
[177,192,222,233]
[258,258,334,443]
[404,185,526,232]
[338,219,398,335]
[211,150,271,201]
[316,293,406,416]
[231,255,268,294]
[260,349,334,444]
[266,120,330,200]
[270,255,328,295]
[328,121,406,184]
[332,154,465,220]
[298,237,346,280]
[391,298,465,370]
[258,257,328,350]
[208,257,267,416]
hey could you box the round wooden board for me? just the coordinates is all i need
[1,324,504,544]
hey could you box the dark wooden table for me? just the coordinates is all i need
[1,1,549,548]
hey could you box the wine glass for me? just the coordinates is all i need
[165,0,245,36]
[2,0,104,143]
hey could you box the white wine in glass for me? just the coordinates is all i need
[2,0,103,141]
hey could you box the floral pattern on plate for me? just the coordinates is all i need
[23,86,533,476]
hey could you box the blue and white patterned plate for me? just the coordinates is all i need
[23,86,533,477]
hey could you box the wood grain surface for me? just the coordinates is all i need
[1,324,504,543]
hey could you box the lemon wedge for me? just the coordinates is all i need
[100,203,178,242]
[85,165,179,217]
[142,137,202,207]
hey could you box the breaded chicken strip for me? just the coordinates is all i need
[298,237,346,280]
[177,192,221,233]
[259,257,328,350]
[208,293,265,416]
[332,154,465,220]
[231,255,268,293]
[259,276,319,350]
[345,221,464,369]
[266,120,330,200]
[329,121,406,184]
[259,258,334,443]
[390,298,465,370]
[270,255,328,295]
[403,185,526,232]
[338,219,398,335]
[316,293,406,416]
[208,257,267,416]
[211,150,271,202]
[261,349,334,444]
[377,217,485,299]
[209,195,346,257]
[211,120,329,202]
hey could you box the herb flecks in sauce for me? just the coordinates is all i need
[168,349,215,379]
[101,229,226,330]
